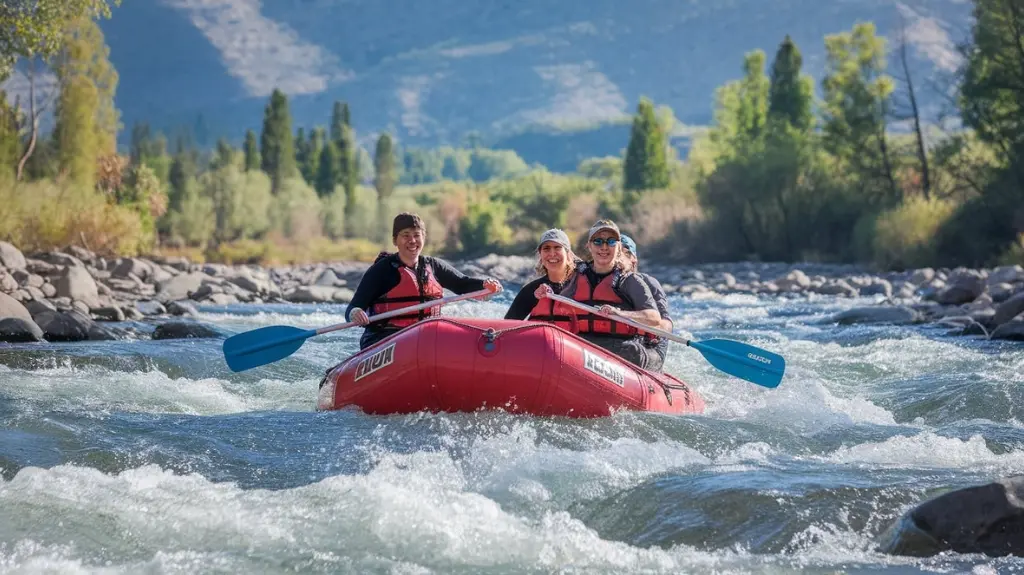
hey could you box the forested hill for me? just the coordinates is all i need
[89,0,970,170]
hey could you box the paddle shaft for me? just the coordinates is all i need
[544,293,687,344]
[316,288,494,335]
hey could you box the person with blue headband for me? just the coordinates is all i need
[620,234,672,371]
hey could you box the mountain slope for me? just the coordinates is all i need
[18,0,978,168]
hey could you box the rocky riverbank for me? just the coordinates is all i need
[0,241,1022,343]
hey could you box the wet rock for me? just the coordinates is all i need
[832,306,921,325]
[994,293,1024,327]
[56,266,101,309]
[91,306,126,322]
[990,283,1019,303]
[0,317,45,342]
[152,321,223,340]
[33,309,94,342]
[0,241,27,270]
[135,300,167,316]
[991,317,1024,341]
[166,300,198,316]
[24,299,56,316]
[878,476,1024,557]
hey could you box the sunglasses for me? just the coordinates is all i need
[590,237,619,247]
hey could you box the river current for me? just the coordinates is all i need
[1,288,1022,574]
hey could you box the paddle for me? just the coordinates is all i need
[223,288,494,372]
[544,293,786,388]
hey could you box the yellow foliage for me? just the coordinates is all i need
[869,196,957,269]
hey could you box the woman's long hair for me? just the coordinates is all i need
[535,246,581,281]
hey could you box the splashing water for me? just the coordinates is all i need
[1,291,1022,573]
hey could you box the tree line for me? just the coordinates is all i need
[0,0,1020,269]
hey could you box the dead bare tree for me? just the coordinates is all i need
[891,12,932,200]
[15,58,57,180]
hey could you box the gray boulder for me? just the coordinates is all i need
[152,321,223,340]
[0,318,44,342]
[0,241,26,270]
[0,291,33,323]
[833,306,922,325]
[878,476,1024,557]
[55,266,101,309]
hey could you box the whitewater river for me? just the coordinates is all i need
[1,288,1022,574]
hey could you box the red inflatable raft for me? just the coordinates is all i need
[316,317,705,417]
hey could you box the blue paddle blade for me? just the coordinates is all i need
[689,338,786,388]
[223,325,318,372]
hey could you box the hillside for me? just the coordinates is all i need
[14,0,975,170]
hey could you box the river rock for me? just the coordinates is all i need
[833,306,921,325]
[989,265,1024,286]
[990,283,1019,303]
[994,293,1024,327]
[283,285,348,303]
[935,270,985,305]
[813,279,858,297]
[166,300,198,316]
[775,269,811,291]
[0,291,34,323]
[878,475,1024,557]
[24,258,58,276]
[0,241,26,270]
[991,317,1024,341]
[111,257,154,281]
[91,306,126,322]
[909,268,935,286]
[24,299,55,315]
[152,321,223,340]
[64,245,96,265]
[32,251,84,268]
[0,270,17,293]
[314,268,343,287]
[0,317,45,342]
[12,270,44,289]
[40,282,56,298]
[155,272,211,303]
[33,309,94,342]
[55,266,101,309]
[135,300,167,316]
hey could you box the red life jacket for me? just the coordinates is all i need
[528,291,576,332]
[553,267,640,338]
[368,253,444,329]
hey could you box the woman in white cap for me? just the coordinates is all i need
[504,228,581,332]
[537,219,664,370]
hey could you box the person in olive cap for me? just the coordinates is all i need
[346,212,502,350]
[536,219,663,370]
[504,228,582,329]
[620,234,673,371]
